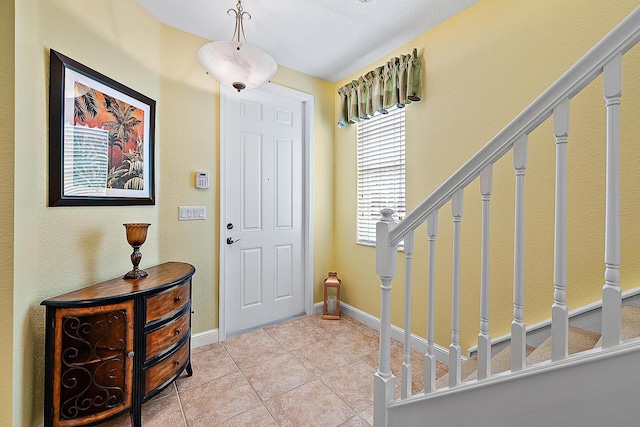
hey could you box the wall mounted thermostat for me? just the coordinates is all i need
[196,171,209,189]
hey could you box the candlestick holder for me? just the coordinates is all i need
[123,223,151,279]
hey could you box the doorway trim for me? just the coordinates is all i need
[218,82,314,341]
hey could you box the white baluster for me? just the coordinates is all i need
[602,54,622,349]
[424,210,438,393]
[511,134,528,371]
[401,231,414,399]
[477,165,492,380]
[552,98,570,361]
[374,209,398,427]
[449,190,463,387]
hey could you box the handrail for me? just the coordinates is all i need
[375,7,640,427]
[389,6,640,247]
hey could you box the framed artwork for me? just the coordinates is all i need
[49,49,155,206]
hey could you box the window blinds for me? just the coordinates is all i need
[357,106,406,245]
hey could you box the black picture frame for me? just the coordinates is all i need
[49,49,155,206]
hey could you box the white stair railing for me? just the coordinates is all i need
[374,6,640,427]
[423,211,438,393]
[374,209,397,427]
[552,98,570,362]
[511,135,527,372]
[401,231,414,399]
[448,190,463,387]
[602,54,623,349]
[477,165,492,379]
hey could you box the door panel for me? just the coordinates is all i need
[275,138,293,229]
[241,247,262,307]
[223,85,305,335]
[275,244,293,299]
[241,132,262,231]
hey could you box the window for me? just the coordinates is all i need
[357,106,406,246]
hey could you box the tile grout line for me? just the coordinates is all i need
[283,318,358,426]
[283,325,354,425]
[189,315,383,426]
[221,339,276,425]
[174,382,189,427]
[260,315,371,426]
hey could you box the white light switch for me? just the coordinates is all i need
[179,206,206,221]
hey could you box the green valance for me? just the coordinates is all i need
[337,48,421,128]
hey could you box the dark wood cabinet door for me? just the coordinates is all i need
[52,301,134,427]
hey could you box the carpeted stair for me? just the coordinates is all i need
[434,305,640,389]
[523,325,601,366]
[594,304,640,347]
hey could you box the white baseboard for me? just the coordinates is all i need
[191,328,219,349]
[196,302,454,363]
[314,302,451,364]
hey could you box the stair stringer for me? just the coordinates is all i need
[387,341,640,426]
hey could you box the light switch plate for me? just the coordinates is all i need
[179,206,206,220]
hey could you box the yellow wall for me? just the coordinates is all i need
[10,1,334,425]
[14,1,161,424]
[9,0,640,425]
[157,25,219,332]
[334,0,640,351]
[0,0,15,422]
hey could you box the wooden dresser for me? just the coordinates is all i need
[41,262,196,427]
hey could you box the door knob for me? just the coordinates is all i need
[227,237,241,245]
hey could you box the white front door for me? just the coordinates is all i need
[221,84,308,337]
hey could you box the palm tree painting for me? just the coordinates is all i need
[72,81,145,190]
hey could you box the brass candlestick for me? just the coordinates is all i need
[123,223,151,279]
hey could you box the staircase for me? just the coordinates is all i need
[435,305,640,388]
[373,6,640,427]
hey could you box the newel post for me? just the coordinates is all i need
[374,208,398,427]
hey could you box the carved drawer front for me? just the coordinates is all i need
[145,311,190,360]
[145,280,190,324]
[144,339,189,395]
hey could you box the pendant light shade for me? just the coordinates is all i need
[197,0,277,92]
[197,41,277,92]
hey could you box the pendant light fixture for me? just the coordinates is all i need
[197,0,277,92]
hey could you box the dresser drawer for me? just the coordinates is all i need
[145,310,190,360]
[144,339,189,395]
[145,280,190,324]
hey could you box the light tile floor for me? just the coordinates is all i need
[104,313,448,427]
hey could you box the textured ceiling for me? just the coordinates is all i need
[137,0,479,82]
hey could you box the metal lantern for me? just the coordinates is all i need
[323,272,341,320]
